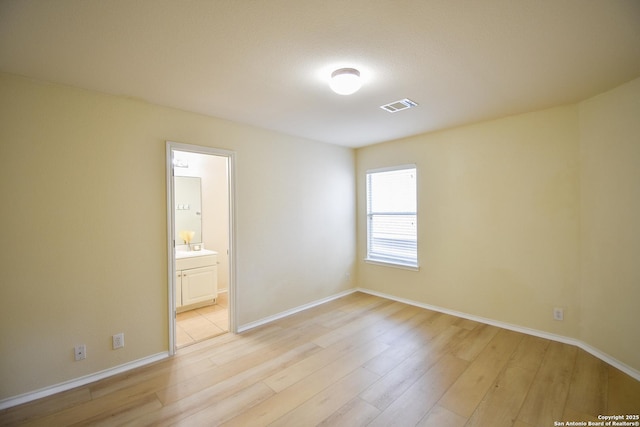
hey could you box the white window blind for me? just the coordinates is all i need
[366,166,418,268]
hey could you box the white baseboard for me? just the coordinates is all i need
[357,288,640,382]
[1,289,354,411]
[0,352,169,411]
[237,289,356,333]
[4,287,637,410]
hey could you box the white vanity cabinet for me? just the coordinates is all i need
[175,250,217,311]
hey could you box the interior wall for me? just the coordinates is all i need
[0,72,355,401]
[579,77,640,372]
[357,105,581,336]
[356,78,640,374]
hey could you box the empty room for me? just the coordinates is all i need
[0,1,639,425]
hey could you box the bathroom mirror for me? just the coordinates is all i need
[174,176,202,245]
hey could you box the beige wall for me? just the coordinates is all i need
[579,77,640,372]
[357,105,581,336]
[356,77,640,374]
[0,73,355,400]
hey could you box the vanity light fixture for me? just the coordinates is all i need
[329,68,362,95]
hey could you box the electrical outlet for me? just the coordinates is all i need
[553,307,564,321]
[112,333,124,349]
[74,344,86,361]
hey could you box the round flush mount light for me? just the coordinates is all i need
[329,68,362,95]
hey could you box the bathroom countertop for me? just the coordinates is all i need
[175,249,217,259]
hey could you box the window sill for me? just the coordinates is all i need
[364,258,420,271]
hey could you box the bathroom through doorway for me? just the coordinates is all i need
[166,141,236,353]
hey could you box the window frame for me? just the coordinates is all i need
[365,164,419,270]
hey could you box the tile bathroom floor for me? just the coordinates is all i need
[176,291,228,348]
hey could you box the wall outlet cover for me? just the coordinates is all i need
[74,344,86,361]
[553,307,564,321]
[112,333,125,349]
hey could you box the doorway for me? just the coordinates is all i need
[166,141,236,354]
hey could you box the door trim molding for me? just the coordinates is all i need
[166,141,237,355]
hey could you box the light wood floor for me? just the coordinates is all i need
[2,292,639,426]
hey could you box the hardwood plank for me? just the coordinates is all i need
[565,349,608,417]
[221,340,389,426]
[0,387,92,426]
[465,365,535,427]
[174,325,255,358]
[68,393,162,427]
[317,397,380,427]
[157,325,326,405]
[262,337,364,393]
[136,342,321,425]
[374,305,433,345]
[454,318,480,331]
[269,292,361,328]
[311,301,406,348]
[562,406,600,423]
[362,325,430,377]
[19,389,150,427]
[451,323,500,361]
[362,308,448,377]
[318,295,391,330]
[89,355,215,400]
[517,341,578,426]
[438,329,523,418]
[421,312,463,340]
[465,334,542,427]
[416,405,467,427]
[263,306,407,393]
[607,365,640,414]
[275,294,384,334]
[169,382,274,426]
[124,341,320,426]
[167,323,284,372]
[287,306,355,331]
[370,310,460,347]
[211,321,329,365]
[360,325,465,410]
[269,367,379,426]
[508,334,549,372]
[338,294,390,314]
[367,354,469,427]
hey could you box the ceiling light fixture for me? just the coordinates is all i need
[329,68,362,95]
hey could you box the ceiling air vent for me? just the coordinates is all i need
[380,98,418,113]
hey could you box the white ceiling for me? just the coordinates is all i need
[1,1,639,148]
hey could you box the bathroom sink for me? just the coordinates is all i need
[175,249,217,259]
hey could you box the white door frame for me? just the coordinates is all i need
[166,141,237,355]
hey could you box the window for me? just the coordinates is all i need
[366,165,418,268]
